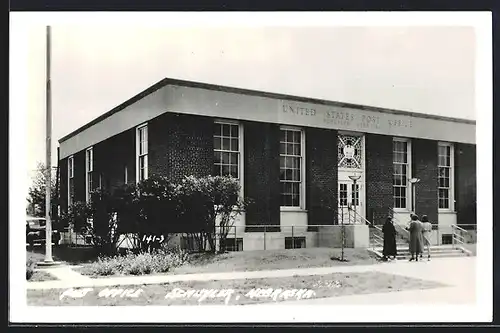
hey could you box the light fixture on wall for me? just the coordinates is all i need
[408,177,421,213]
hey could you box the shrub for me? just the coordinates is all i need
[89,188,120,256]
[177,175,247,253]
[60,201,92,234]
[83,248,189,277]
[26,258,35,280]
[67,175,247,255]
[87,257,117,276]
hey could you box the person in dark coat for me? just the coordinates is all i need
[382,216,397,260]
[406,214,424,261]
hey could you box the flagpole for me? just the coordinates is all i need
[44,25,53,263]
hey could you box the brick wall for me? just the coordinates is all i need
[365,134,393,225]
[59,129,136,211]
[412,139,438,224]
[93,128,136,192]
[72,150,86,203]
[149,112,213,182]
[305,127,338,226]
[455,143,476,225]
[244,121,281,232]
[59,157,68,213]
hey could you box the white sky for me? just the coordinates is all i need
[22,23,476,187]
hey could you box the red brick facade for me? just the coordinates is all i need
[93,128,136,191]
[59,112,476,231]
[455,143,477,225]
[305,127,338,226]
[412,139,439,224]
[149,113,213,182]
[365,133,393,225]
[243,121,281,232]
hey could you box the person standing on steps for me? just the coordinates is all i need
[382,216,397,261]
[406,214,423,261]
[421,215,433,260]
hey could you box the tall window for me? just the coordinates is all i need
[68,155,74,207]
[136,124,148,182]
[393,139,410,209]
[351,184,359,206]
[213,122,240,179]
[85,147,93,202]
[280,128,304,207]
[339,183,348,206]
[438,143,453,210]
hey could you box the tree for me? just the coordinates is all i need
[88,188,121,256]
[177,175,247,253]
[26,162,57,218]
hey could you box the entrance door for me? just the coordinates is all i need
[337,181,361,224]
[337,133,365,224]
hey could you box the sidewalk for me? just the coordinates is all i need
[29,262,378,290]
[28,256,475,295]
[272,256,476,305]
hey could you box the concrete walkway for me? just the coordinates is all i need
[28,256,475,301]
[29,262,382,290]
[268,256,476,305]
[36,266,93,284]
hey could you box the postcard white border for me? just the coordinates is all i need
[10,11,492,323]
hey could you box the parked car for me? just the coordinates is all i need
[26,216,60,247]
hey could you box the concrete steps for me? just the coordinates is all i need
[373,245,471,259]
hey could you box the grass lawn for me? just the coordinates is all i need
[26,251,59,281]
[173,247,381,274]
[77,248,381,278]
[27,245,98,265]
[27,271,445,306]
[30,271,58,282]
[27,250,46,264]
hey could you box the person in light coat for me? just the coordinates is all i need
[406,214,423,261]
[420,215,433,260]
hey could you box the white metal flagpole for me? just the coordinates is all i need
[44,25,53,263]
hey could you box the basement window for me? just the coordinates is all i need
[285,237,306,249]
[441,234,453,245]
[222,238,243,252]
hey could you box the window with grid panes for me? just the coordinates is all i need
[280,129,303,207]
[137,125,148,182]
[68,156,74,206]
[213,122,240,179]
[339,183,348,206]
[222,238,243,252]
[351,183,359,206]
[285,237,306,249]
[86,148,93,202]
[393,140,409,209]
[438,143,453,209]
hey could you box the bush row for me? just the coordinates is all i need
[82,247,190,276]
[60,175,247,255]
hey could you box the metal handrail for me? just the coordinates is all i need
[343,205,386,250]
[346,205,379,228]
[388,208,410,241]
[452,224,468,233]
[451,224,468,249]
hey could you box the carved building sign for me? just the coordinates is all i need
[279,101,443,139]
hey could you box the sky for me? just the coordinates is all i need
[23,24,476,190]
